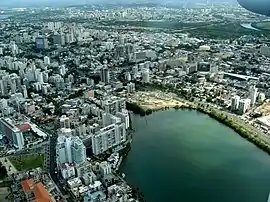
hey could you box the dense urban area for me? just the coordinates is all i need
[1,1,270,202]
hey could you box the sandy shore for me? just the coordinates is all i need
[131,91,188,110]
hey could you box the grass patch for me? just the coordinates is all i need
[9,154,44,171]
[254,21,270,31]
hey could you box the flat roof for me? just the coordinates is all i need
[223,72,259,81]
[257,115,270,127]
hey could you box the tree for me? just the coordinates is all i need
[0,163,7,180]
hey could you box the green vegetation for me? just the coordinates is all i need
[0,163,7,180]
[102,20,270,39]
[253,21,270,31]
[9,154,44,171]
[126,102,153,116]
[0,180,12,188]
[197,107,270,154]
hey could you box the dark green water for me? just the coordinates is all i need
[120,110,270,202]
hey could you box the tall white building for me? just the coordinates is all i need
[0,118,24,150]
[116,110,130,129]
[238,99,251,115]
[44,56,50,65]
[249,85,258,106]
[99,161,112,176]
[21,85,28,98]
[231,95,240,111]
[142,69,150,83]
[92,123,126,155]
[59,115,71,128]
[56,136,86,166]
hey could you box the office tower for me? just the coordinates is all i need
[53,34,65,45]
[142,69,150,83]
[56,136,86,166]
[70,137,86,165]
[249,85,258,106]
[56,136,69,165]
[35,36,48,49]
[238,99,251,115]
[231,95,240,111]
[100,67,110,84]
[44,56,50,65]
[0,118,24,150]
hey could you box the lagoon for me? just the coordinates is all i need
[120,110,270,202]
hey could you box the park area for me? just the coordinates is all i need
[9,154,44,171]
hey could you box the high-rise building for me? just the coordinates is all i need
[59,115,71,128]
[142,69,150,83]
[132,66,138,78]
[231,95,240,111]
[56,136,86,166]
[238,99,251,115]
[104,98,126,115]
[71,137,86,165]
[127,83,135,93]
[99,161,112,176]
[116,109,130,129]
[53,34,65,45]
[44,56,50,65]
[249,85,258,106]
[0,99,8,112]
[91,123,126,155]
[21,85,28,98]
[35,36,48,49]
[100,67,110,84]
[0,118,24,150]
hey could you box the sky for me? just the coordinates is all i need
[0,0,237,7]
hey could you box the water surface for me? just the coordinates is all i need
[120,110,270,202]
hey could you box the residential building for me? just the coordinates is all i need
[238,99,251,115]
[231,95,240,111]
[91,123,126,155]
[249,85,258,106]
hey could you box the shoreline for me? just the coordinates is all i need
[126,101,270,155]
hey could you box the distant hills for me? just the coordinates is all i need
[0,0,237,7]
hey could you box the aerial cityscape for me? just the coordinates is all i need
[0,0,270,201]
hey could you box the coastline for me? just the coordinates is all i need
[126,100,270,155]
